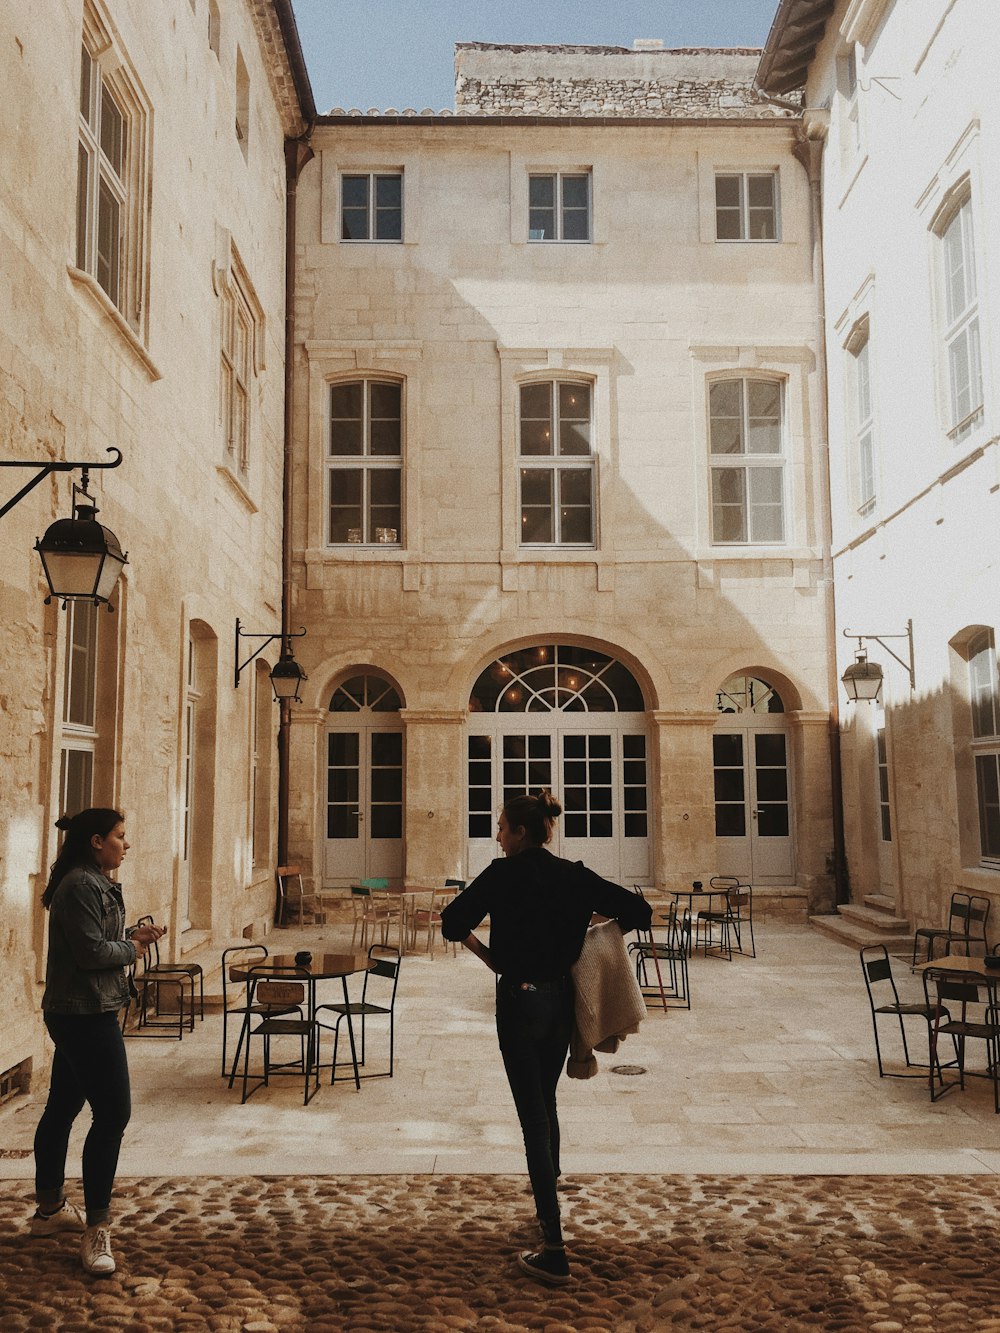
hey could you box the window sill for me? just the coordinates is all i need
[216,462,259,513]
[312,546,405,560]
[67,266,161,381]
[713,237,781,245]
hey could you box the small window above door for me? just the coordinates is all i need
[329,673,402,713]
[715,675,784,715]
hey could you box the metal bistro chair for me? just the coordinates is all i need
[315,945,401,1085]
[923,965,1000,1112]
[237,965,320,1106]
[911,892,991,969]
[220,943,299,1079]
[408,882,462,958]
[627,889,690,1010]
[122,938,192,1041]
[697,877,756,960]
[860,945,946,1079]
[276,865,326,927]
[135,915,205,1022]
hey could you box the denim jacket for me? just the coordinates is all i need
[41,865,136,1014]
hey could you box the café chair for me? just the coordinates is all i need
[237,966,319,1105]
[860,945,946,1079]
[134,914,204,1022]
[315,945,400,1085]
[408,883,462,958]
[922,965,1000,1111]
[627,889,690,1010]
[219,943,298,1079]
[121,938,192,1041]
[276,866,326,927]
[911,892,990,968]
[699,877,756,960]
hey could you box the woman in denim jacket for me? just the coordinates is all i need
[30,807,164,1276]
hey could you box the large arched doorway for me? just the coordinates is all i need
[324,672,404,885]
[713,674,794,882]
[467,644,649,881]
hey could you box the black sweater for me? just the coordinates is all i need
[440,847,651,983]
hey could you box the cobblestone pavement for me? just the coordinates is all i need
[4,1173,1000,1331]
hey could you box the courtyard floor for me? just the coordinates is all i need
[3,920,1000,1328]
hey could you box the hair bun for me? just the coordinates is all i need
[54,814,75,832]
[536,789,563,818]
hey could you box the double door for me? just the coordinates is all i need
[324,726,403,884]
[713,726,794,882]
[467,724,649,883]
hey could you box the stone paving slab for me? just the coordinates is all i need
[4,1173,1000,1331]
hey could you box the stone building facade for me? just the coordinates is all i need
[286,46,837,907]
[0,0,309,1085]
[760,0,1000,929]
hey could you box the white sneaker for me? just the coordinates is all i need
[30,1201,86,1235]
[81,1224,115,1276]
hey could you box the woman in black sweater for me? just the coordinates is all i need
[441,791,650,1286]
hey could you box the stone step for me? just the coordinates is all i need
[863,893,898,914]
[837,902,911,933]
[810,913,915,952]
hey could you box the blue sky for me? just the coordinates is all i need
[291,0,782,113]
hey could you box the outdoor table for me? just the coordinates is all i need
[666,885,731,956]
[232,951,374,1092]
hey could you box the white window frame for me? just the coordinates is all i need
[846,316,876,517]
[714,171,780,242]
[969,630,1000,867]
[935,190,984,444]
[60,601,100,817]
[326,377,404,548]
[340,171,404,243]
[74,3,150,337]
[517,379,596,548]
[218,249,262,480]
[708,376,787,546]
[837,45,863,168]
[527,171,592,243]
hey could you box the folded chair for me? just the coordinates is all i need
[315,945,400,1085]
[237,966,319,1105]
[923,966,1000,1111]
[912,892,990,968]
[860,945,946,1079]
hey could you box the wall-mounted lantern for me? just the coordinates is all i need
[235,618,308,702]
[841,620,915,702]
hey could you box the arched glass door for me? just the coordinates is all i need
[713,675,794,882]
[324,673,403,884]
[468,645,649,882]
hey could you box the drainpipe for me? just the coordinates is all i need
[793,110,849,907]
[277,130,314,870]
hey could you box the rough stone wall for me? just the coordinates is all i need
[454,43,798,118]
[0,0,296,1083]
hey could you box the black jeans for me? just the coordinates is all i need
[34,1011,132,1227]
[495,977,574,1247]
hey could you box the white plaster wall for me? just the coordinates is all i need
[806,0,1000,921]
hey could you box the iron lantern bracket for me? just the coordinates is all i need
[235,618,306,688]
[842,619,915,691]
[0,449,123,521]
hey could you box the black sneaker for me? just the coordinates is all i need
[517,1247,571,1286]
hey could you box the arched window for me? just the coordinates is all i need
[329,673,402,713]
[715,675,785,714]
[470,645,644,714]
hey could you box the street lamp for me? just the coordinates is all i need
[841,621,915,702]
[234,618,308,702]
[0,449,128,610]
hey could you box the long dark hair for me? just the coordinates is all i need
[502,790,562,848]
[43,807,123,908]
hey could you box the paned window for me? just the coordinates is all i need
[969,631,1000,863]
[715,173,778,241]
[77,42,127,308]
[341,173,403,241]
[528,173,591,242]
[219,257,258,477]
[235,48,250,157]
[60,601,99,817]
[877,726,892,843]
[850,325,876,516]
[519,381,595,546]
[709,378,785,544]
[327,380,402,546]
[939,195,983,442]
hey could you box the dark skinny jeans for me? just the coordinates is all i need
[495,976,574,1247]
[34,1011,131,1227]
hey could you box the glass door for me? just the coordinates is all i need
[324,727,403,883]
